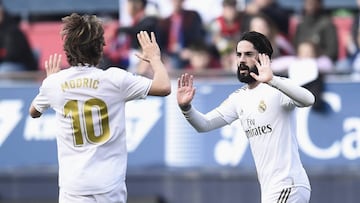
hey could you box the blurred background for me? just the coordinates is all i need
[0,0,360,202]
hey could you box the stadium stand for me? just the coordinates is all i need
[19,20,119,70]
[289,15,353,61]
[1,1,360,203]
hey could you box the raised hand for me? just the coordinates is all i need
[45,53,62,77]
[135,31,161,63]
[250,53,273,83]
[177,73,196,110]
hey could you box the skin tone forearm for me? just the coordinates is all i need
[29,54,62,118]
[136,31,171,96]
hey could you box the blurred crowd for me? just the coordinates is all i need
[2,0,360,80]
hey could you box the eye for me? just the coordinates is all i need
[245,52,255,57]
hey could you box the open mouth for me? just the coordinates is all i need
[239,64,250,74]
[239,70,249,75]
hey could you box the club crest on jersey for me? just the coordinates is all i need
[258,100,266,113]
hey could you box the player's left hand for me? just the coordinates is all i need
[250,53,273,83]
[45,53,62,77]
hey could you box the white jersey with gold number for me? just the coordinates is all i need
[216,83,311,198]
[32,66,152,195]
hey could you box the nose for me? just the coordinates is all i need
[237,54,246,65]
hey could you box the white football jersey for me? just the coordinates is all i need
[32,66,152,195]
[216,83,310,197]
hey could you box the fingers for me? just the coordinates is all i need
[150,32,157,44]
[49,54,61,66]
[137,31,158,46]
[251,53,273,82]
[137,31,146,48]
[45,60,49,70]
[137,32,145,48]
[45,54,53,71]
[45,53,62,76]
[249,72,259,80]
[56,54,62,67]
[137,31,151,47]
[134,52,150,63]
[177,73,193,88]
[260,53,270,66]
[255,54,270,66]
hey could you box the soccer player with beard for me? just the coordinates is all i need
[177,31,314,203]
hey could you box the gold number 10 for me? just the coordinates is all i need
[64,98,110,146]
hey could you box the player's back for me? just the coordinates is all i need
[40,66,152,194]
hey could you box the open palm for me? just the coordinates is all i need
[250,53,273,83]
[177,73,196,107]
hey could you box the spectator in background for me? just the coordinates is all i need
[102,0,158,71]
[293,0,338,62]
[157,0,206,70]
[336,0,360,74]
[207,0,243,72]
[272,40,332,112]
[244,0,291,37]
[0,1,38,72]
[248,13,295,59]
[184,42,221,73]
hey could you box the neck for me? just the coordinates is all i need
[247,81,261,89]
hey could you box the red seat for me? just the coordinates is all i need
[21,20,120,70]
[21,22,67,70]
[288,15,353,60]
[332,16,353,60]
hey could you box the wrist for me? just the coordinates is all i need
[179,104,192,112]
[267,76,279,87]
[148,55,161,63]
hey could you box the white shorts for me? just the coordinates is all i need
[59,182,127,203]
[262,186,311,203]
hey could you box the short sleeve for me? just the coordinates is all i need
[32,85,51,113]
[106,68,152,101]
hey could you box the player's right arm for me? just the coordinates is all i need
[136,31,171,96]
[177,73,228,132]
[29,104,42,118]
[29,87,50,119]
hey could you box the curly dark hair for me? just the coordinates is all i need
[61,13,105,66]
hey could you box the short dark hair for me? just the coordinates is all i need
[222,0,237,6]
[128,0,147,8]
[239,31,273,59]
[61,13,105,66]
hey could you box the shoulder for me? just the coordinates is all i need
[234,85,248,93]
[104,67,126,73]
[183,9,201,19]
[104,67,149,82]
[104,67,140,77]
[41,71,64,87]
[228,85,248,98]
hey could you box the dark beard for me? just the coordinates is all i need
[236,64,259,84]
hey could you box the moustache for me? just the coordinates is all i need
[236,63,259,84]
[238,64,250,71]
